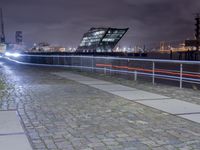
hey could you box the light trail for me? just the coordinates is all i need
[4,55,200,87]
[96,63,200,78]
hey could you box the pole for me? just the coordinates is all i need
[0,8,5,43]
[134,71,137,81]
[91,55,94,72]
[180,64,183,88]
[152,62,155,85]
[195,14,200,52]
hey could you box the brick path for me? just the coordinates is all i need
[0,61,200,150]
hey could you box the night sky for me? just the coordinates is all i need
[1,0,200,48]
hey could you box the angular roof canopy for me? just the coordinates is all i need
[76,27,128,52]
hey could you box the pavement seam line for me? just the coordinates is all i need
[176,112,200,115]
[0,132,25,136]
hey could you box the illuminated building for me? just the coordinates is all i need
[76,27,128,52]
[0,43,6,53]
[15,31,23,44]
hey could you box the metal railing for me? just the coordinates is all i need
[4,53,200,88]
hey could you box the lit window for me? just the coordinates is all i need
[102,38,115,42]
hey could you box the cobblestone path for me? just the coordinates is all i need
[0,60,200,150]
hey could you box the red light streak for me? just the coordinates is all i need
[96,63,200,78]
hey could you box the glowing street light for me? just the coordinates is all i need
[5,52,21,57]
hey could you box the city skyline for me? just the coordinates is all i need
[0,0,200,48]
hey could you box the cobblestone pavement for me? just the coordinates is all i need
[0,60,200,150]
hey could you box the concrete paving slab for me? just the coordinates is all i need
[0,111,24,134]
[59,75,89,80]
[78,80,112,85]
[90,84,137,91]
[52,72,81,78]
[0,134,32,150]
[54,72,200,124]
[53,72,99,81]
[178,114,200,123]
[109,90,168,100]
[75,77,101,82]
[138,99,200,115]
[52,72,76,78]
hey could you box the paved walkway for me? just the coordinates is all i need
[0,60,200,150]
[0,111,32,150]
[53,72,200,124]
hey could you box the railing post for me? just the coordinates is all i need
[134,71,137,81]
[71,56,73,69]
[109,58,112,76]
[127,58,129,78]
[180,63,183,88]
[104,58,106,75]
[152,61,155,85]
[80,55,83,71]
[91,56,94,72]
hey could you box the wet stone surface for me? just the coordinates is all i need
[0,60,200,150]
[78,70,200,106]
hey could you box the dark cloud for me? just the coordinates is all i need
[0,0,199,48]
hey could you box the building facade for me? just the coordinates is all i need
[76,27,128,53]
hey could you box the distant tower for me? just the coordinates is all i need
[195,14,200,39]
[15,31,23,44]
[0,8,5,43]
[195,14,200,51]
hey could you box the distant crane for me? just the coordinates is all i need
[0,8,5,43]
[195,13,200,51]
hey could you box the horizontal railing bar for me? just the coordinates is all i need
[5,56,200,86]
[17,54,200,65]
